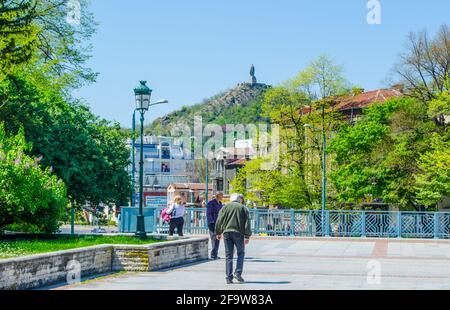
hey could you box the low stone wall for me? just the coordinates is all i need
[0,237,208,290]
[112,238,208,271]
[113,246,150,272]
[150,237,208,270]
[0,245,113,290]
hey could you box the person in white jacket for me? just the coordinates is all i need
[167,196,186,236]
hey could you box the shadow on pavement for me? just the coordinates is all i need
[158,259,211,272]
[246,259,281,263]
[39,272,120,290]
[241,281,291,285]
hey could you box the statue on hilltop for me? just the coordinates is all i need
[249,64,257,85]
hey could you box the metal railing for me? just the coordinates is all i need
[153,208,450,239]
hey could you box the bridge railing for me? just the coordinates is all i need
[153,208,450,239]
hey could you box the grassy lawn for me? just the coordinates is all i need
[0,236,161,260]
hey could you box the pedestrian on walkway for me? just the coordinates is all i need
[215,193,252,284]
[167,196,186,237]
[207,192,224,259]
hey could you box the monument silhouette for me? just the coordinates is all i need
[249,64,257,85]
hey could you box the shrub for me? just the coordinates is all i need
[0,124,67,233]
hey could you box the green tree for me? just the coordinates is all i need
[89,119,132,207]
[330,97,438,209]
[0,0,97,86]
[260,55,350,207]
[261,86,313,205]
[415,134,450,207]
[32,0,98,87]
[0,72,131,210]
[329,100,394,203]
[290,54,350,100]
[230,158,309,209]
[0,0,38,79]
[0,123,67,233]
[428,89,450,127]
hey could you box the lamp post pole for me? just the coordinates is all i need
[136,110,146,238]
[131,111,136,208]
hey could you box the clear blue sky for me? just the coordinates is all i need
[75,0,450,128]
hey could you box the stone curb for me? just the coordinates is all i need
[0,237,209,290]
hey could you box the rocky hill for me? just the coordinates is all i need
[146,82,271,136]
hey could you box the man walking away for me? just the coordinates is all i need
[215,193,252,284]
[207,192,224,260]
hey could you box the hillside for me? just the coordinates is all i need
[145,82,271,136]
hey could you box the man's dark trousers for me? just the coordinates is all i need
[223,232,245,280]
[209,223,220,258]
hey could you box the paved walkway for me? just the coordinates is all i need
[56,238,450,290]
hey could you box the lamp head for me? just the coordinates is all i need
[134,81,152,111]
[152,99,168,105]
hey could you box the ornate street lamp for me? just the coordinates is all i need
[133,81,167,238]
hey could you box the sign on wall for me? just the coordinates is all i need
[146,196,168,209]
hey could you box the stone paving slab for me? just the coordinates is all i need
[54,238,450,290]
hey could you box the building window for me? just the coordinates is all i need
[161,143,171,159]
[161,162,170,173]
[216,180,224,192]
[143,146,159,159]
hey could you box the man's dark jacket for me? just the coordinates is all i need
[206,199,222,225]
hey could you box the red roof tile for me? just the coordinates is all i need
[333,89,403,111]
